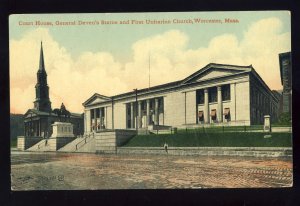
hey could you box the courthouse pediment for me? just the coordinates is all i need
[83,93,111,106]
[195,68,241,81]
[181,63,252,84]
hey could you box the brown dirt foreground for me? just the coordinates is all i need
[11,151,292,190]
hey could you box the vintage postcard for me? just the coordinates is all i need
[10,11,292,190]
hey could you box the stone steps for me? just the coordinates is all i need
[26,139,49,151]
[75,137,96,153]
[58,137,85,152]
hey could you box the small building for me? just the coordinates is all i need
[83,63,280,133]
[279,52,292,114]
[23,42,84,138]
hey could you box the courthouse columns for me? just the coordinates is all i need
[155,98,159,125]
[138,101,142,128]
[90,110,92,132]
[217,86,223,123]
[146,99,150,126]
[94,109,97,132]
[204,89,209,123]
[130,103,134,128]
[99,108,102,130]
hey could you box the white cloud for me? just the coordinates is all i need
[10,17,290,114]
[10,28,127,114]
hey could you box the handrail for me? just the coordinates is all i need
[75,133,95,150]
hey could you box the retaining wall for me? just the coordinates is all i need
[17,136,42,151]
[95,129,137,154]
[117,147,292,157]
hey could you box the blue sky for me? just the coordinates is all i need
[10,11,290,62]
[9,11,291,113]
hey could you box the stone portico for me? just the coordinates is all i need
[83,63,280,133]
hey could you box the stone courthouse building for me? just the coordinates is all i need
[83,63,280,133]
[23,43,84,137]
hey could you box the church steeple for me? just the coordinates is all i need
[39,41,45,72]
[34,42,52,112]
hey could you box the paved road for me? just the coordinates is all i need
[11,151,292,190]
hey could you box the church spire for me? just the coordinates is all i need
[34,41,52,112]
[39,41,45,72]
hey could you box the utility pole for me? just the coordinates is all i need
[111,97,114,130]
[134,88,138,132]
[148,52,150,90]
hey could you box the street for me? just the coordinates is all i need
[11,151,292,190]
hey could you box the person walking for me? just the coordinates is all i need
[164,142,168,154]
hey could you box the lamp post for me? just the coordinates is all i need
[133,88,138,132]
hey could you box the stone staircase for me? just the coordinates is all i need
[58,133,95,153]
[26,139,50,151]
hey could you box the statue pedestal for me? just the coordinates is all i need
[47,122,75,150]
[51,122,74,138]
[264,115,271,133]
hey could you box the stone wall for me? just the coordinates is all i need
[85,110,91,133]
[47,137,76,151]
[164,91,185,127]
[95,129,137,154]
[113,103,126,129]
[235,81,250,125]
[106,106,112,129]
[118,147,292,157]
[185,91,197,124]
[17,136,42,151]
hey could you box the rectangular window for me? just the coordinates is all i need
[127,105,131,115]
[211,109,217,121]
[198,111,204,122]
[102,108,105,117]
[158,98,164,113]
[209,87,217,103]
[196,89,204,104]
[127,120,131,128]
[224,108,230,120]
[96,108,100,118]
[222,84,231,101]
[91,110,94,119]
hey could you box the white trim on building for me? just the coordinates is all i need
[83,63,280,133]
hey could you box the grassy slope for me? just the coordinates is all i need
[123,132,292,147]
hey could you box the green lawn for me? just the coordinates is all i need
[123,132,292,147]
[176,125,264,133]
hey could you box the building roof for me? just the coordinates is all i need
[24,109,83,119]
[83,63,274,107]
[181,63,252,84]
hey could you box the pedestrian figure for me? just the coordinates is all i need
[164,142,168,154]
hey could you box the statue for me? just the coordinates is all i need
[52,103,71,122]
